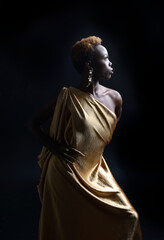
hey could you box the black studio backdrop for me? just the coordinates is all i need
[0,1,163,239]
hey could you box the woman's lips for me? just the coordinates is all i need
[109,68,114,74]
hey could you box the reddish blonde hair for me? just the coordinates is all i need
[71,36,102,73]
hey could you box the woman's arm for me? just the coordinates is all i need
[27,92,85,162]
[27,93,59,152]
[113,91,123,122]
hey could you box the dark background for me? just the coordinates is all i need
[0,1,163,239]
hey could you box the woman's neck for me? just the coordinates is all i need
[77,76,100,95]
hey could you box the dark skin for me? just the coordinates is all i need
[77,45,122,120]
[28,44,122,162]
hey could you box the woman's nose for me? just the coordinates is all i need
[109,61,112,66]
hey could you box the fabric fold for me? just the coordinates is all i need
[37,86,142,240]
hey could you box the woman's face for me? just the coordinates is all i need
[92,45,113,81]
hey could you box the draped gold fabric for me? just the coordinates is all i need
[37,87,142,240]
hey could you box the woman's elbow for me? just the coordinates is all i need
[27,117,39,133]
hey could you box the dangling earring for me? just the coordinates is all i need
[86,67,93,87]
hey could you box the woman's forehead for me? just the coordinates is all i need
[94,45,108,57]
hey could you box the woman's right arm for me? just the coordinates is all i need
[27,93,59,153]
[27,92,85,162]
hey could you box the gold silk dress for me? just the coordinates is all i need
[37,86,142,240]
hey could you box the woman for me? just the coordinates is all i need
[28,36,142,240]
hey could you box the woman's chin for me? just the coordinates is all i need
[100,73,112,81]
[106,74,112,80]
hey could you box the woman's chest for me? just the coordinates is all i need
[91,94,115,114]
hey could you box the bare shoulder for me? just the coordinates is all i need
[101,85,122,105]
[110,89,123,105]
[100,85,123,120]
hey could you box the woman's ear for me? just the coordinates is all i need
[85,62,89,70]
[85,61,92,69]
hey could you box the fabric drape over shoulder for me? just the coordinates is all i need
[37,86,142,240]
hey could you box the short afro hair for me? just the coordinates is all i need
[71,36,102,74]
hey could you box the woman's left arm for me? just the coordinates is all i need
[114,92,123,122]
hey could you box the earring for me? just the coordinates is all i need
[86,67,93,87]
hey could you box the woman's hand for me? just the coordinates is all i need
[27,112,84,164]
[52,142,85,164]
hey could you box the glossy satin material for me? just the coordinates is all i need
[37,87,142,240]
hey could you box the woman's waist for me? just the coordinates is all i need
[72,149,103,173]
